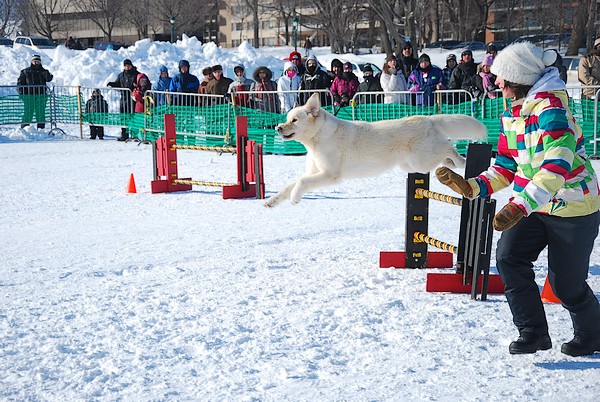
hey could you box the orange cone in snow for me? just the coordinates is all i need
[541,276,560,304]
[127,173,137,194]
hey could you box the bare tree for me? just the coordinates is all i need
[306,0,365,53]
[264,0,296,46]
[73,0,124,42]
[123,0,151,39]
[365,0,410,56]
[152,0,213,42]
[0,0,19,37]
[19,0,68,39]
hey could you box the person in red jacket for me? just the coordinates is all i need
[329,62,359,107]
[132,73,151,113]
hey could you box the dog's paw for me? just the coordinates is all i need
[264,196,280,208]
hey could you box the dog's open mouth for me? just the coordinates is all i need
[281,132,295,140]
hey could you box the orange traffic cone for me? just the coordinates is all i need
[127,173,137,194]
[541,276,560,304]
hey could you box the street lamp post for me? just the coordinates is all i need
[292,16,299,51]
[170,16,176,43]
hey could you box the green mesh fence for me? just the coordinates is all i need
[2,85,599,157]
[0,92,52,126]
[142,103,233,145]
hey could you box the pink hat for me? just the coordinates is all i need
[481,53,494,67]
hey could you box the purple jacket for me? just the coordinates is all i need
[407,65,443,106]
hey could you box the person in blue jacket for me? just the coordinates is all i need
[407,54,443,106]
[151,65,172,106]
[169,60,200,106]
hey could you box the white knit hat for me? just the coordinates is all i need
[490,42,556,86]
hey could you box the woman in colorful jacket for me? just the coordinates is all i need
[436,42,600,357]
[406,53,443,106]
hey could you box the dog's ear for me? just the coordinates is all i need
[304,93,321,117]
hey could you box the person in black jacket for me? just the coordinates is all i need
[299,54,331,106]
[85,88,109,139]
[399,42,418,79]
[17,54,53,129]
[448,49,478,103]
[356,64,383,104]
[107,59,139,141]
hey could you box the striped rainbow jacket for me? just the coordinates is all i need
[467,69,600,217]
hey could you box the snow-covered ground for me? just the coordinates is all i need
[1,39,600,401]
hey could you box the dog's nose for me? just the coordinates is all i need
[275,124,282,132]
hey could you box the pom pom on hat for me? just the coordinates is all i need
[490,42,551,86]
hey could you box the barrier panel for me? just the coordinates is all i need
[380,144,504,300]
[0,85,52,128]
[144,91,232,144]
[151,114,264,199]
[1,84,599,158]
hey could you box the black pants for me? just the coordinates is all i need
[90,125,104,139]
[496,211,600,337]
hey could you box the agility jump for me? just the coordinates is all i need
[151,114,265,199]
[380,144,504,300]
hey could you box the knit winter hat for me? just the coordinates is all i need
[212,64,223,72]
[418,54,431,63]
[363,64,373,73]
[31,54,41,63]
[289,51,302,61]
[123,59,132,66]
[202,66,213,75]
[481,53,494,67]
[490,42,556,85]
[446,53,457,61]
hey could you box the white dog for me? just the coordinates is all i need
[265,93,487,207]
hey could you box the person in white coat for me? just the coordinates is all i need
[277,61,301,113]
[379,55,408,104]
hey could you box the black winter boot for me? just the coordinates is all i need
[561,334,600,357]
[117,128,129,142]
[509,332,552,354]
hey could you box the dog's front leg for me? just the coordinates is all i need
[264,180,298,207]
[290,172,338,204]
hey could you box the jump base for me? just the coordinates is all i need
[380,251,454,268]
[426,273,505,294]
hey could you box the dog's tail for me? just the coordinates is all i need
[427,114,488,141]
